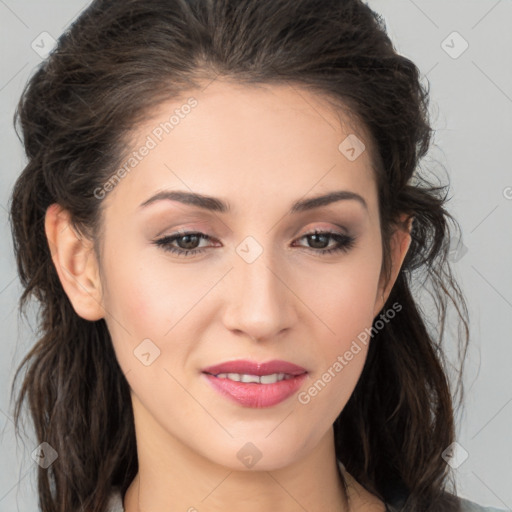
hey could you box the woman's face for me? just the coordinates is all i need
[93,80,403,470]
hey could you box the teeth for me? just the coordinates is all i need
[214,372,290,384]
[238,373,260,383]
[259,373,282,384]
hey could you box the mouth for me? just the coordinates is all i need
[203,372,298,384]
[201,359,308,408]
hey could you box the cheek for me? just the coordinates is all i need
[317,279,376,379]
[298,251,382,402]
[98,241,169,370]
[299,281,377,424]
[306,253,382,339]
[101,249,220,375]
[102,247,199,332]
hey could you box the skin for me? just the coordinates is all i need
[45,80,411,512]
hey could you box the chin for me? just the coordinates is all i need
[198,436,309,472]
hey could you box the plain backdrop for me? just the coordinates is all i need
[0,0,511,510]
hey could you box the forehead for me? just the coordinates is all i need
[101,79,378,216]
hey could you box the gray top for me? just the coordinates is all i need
[457,497,508,512]
[105,491,124,512]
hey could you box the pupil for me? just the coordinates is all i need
[179,234,199,249]
[309,233,328,249]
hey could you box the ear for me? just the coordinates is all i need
[373,213,413,317]
[44,203,105,321]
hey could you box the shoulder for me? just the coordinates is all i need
[105,489,124,512]
[458,496,508,512]
[338,461,507,512]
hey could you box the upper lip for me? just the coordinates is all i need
[202,359,308,376]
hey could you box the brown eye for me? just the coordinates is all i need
[153,232,212,256]
[152,229,356,258]
[294,230,356,254]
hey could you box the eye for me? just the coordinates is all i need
[152,229,356,257]
[153,231,215,257]
[293,229,356,255]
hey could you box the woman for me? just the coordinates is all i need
[9,0,506,511]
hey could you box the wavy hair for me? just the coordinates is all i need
[9,0,469,510]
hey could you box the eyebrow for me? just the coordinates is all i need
[139,189,368,213]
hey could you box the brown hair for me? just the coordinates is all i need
[9,0,469,510]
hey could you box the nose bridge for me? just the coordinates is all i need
[221,235,295,339]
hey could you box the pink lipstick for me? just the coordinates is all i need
[201,359,308,408]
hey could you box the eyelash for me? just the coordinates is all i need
[153,229,356,257]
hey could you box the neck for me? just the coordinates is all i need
[123,398,350,511]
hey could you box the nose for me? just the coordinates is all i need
[220,246,298,342]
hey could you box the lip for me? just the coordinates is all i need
[202,359,307,376]
[201,359,308,408]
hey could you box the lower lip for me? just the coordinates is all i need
[202,372,308,408]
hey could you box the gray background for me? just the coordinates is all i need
[1,0,511,510]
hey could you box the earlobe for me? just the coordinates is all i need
[373,214,413,317]
[44,203,105,321]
